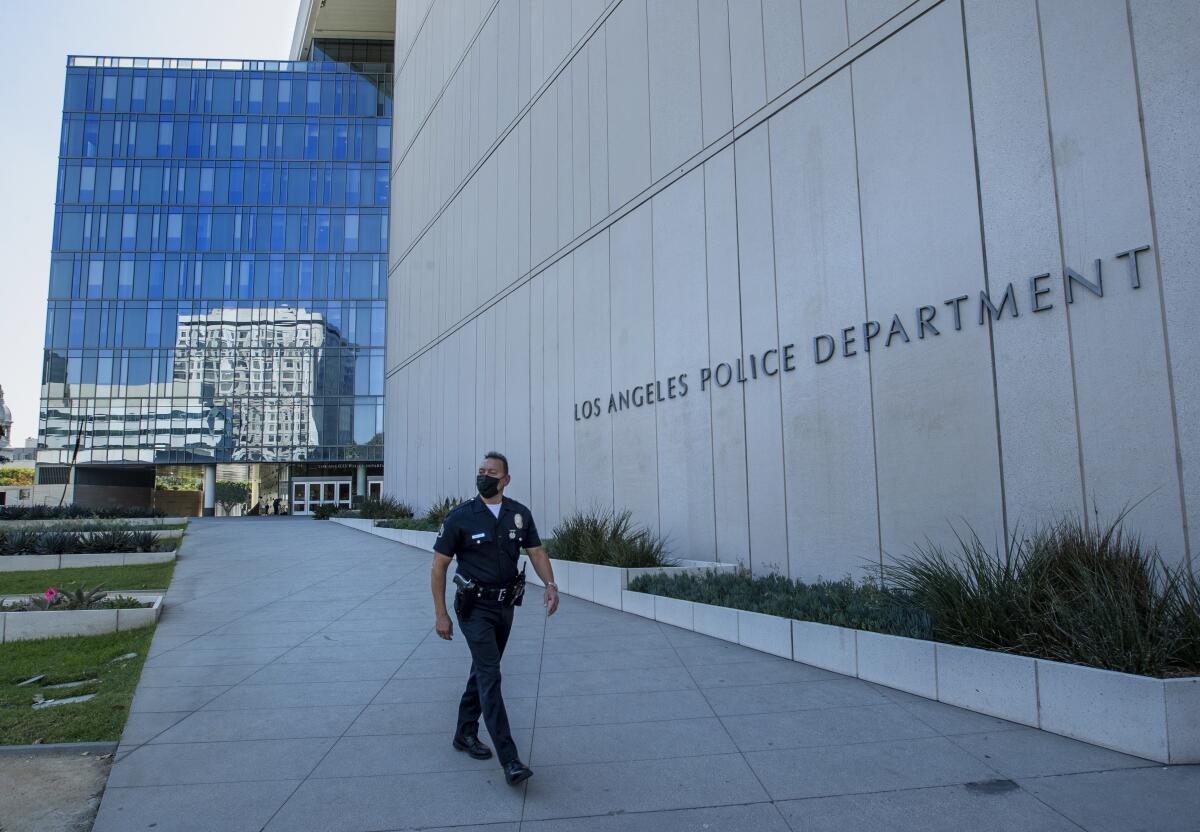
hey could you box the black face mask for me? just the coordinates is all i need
[476,474,502,499]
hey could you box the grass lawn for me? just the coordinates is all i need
[0,562,176,596]
[0,627,155,744]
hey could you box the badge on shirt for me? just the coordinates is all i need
[514,514,524,530]
[509,531,516,540]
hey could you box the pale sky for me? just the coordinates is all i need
[0,0,300,446]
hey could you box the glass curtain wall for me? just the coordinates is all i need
[41,54,392,466]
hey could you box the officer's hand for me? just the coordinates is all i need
[544,587,559,617]
[435,612,454,640]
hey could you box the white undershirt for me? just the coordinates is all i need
[485,502,501,519]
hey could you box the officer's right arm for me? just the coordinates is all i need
[431,519,459,640]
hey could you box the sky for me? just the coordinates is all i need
[0,0,299,446]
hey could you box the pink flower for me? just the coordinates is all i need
[44,588,57,601]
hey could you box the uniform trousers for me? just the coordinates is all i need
[455,599,518,765]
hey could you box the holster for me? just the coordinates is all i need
[452,574,477,619]
[509,565,526,608]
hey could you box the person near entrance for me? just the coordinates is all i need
[431,451,559,786]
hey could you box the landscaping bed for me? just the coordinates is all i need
[0,563,176,596]
[0,627,155,744]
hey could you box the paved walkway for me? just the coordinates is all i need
[95,519,1199,832]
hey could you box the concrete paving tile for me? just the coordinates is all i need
[530,717,737,766]
[211,620,328,636]
[776,782,1083,831]
[543,647,683,672]
[130,685,231,714]
[536,666,697,697]
[138,664,261,687]
[375,673,539,703]
[522,754,768,820]
[108,738,334,787]
[180,632,313,649]
[534,689,715,727]
[702,679,890,716]
[950,728,1155,779]
[201,680,386,710]
[688,659,840,688]
[347,697,537,735]
[92,780,301,832]
[144,646,290,667]
[722,703,940,751]
[263,769,524,831]
[674,642,784,667]
[744,736,998,800]
[275,643,419,664]
[301,629,425,646]
[540,633,674,655]
[151,705,363,743]
[311,729,534,777]
[119,711,191,746]
[520,803,792,832]
[147,634,200,656]
[1017,766,1200,832]
[868,684,1025,735]
[394,653,541,678]
[243,659,407,685]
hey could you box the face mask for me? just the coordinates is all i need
[476,474,502,498]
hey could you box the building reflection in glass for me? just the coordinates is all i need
[39,48,391,482]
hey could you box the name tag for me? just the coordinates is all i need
[471,532,485,540]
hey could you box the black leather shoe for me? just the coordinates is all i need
[504,759,533,786]
[452,734,493,760]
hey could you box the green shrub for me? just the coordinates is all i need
[0,506,164,521]
[357,496,415,519]
[13,586,147,611]
[630,571,933,639]
[34,532,83,555]
[378,517,441,532]
[551,508,674,569]
[886,513,1200,677]
[312,504,339,520]
[425,496,466,525]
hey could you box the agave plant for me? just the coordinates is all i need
[0,530,42,555]
[84,530,136,553]
[129,530,159,552]
[35,531,84,555]
[425,496,467,525]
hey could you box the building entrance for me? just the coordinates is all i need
[292,478,352,515]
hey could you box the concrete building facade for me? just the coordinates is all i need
[378,0,1200,577]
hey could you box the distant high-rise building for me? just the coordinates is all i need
[39,39,392,513]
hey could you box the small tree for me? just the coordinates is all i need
[215,480,251,516]
[0,468,34,486]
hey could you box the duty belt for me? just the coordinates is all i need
[453,571,525,605]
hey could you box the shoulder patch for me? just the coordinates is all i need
[438,523,445,537]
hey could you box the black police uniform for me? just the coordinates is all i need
[433,495,541,766]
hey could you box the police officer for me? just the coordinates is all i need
[431,451,559,786]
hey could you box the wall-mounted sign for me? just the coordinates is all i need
[574,244,1151,422]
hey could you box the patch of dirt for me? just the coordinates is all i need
[0,750,111,832]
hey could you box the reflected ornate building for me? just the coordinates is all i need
[38,43,390,512]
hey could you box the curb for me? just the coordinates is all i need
[0,741,117,756]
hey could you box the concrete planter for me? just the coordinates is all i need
[0,550,178,572]
[737,610,792,658]
[0,517,187,529]
[0,593,163,643]
[654,595,694,630]
[936,643,1038,727]
[856,630,938,699]
[791,620,858,677]
[567,561,594,602]
[591,564,624,609]
[623,587,1200,764]
[621,590,656,619]
[693,602,738,642]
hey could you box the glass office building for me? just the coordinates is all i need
[39,42,392,513]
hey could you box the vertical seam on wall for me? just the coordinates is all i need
[758,0,769,101]
[1124,0,1193,573]
[1034,0,1090,530]
[765,121,792,577]
[726,0,748,571]
[731,132,754,574]
[847,64,885,579]
[959,0,1010,550]
[695,0,706,145]
[702,164,720,562]
[644,0,663,534]
[607,230,616,511]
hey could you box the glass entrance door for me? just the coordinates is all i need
[291,478,354,515]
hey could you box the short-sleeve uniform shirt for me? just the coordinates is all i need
[433,496,542,586]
